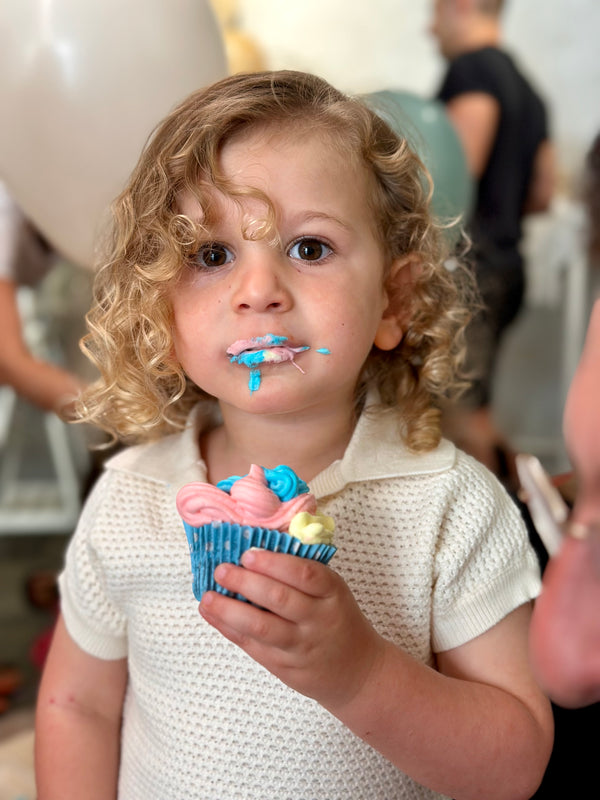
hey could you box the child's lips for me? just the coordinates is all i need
[226,334,305,357]
[226,334,329,394]
[226,334,309,375]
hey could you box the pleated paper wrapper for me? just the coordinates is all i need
[182,521,337,601]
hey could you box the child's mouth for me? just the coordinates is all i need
[227,334,309,393]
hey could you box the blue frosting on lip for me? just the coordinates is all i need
[228,334,329,393]
[228,334,296,393]
[230,349,276,368]
[230,347,285,392]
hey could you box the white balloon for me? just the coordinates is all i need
[0,0,227,269]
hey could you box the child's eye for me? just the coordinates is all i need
[193,243,234,269]
[288,238,333,262]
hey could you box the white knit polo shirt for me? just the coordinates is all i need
[59,402,541,799]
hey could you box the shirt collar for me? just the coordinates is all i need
[107,393,456,500]
[309,394,456,499]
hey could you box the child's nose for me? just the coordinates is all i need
[231,255,292,314]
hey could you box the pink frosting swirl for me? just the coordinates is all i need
[176,464,317,530]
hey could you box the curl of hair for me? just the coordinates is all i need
[76,70,474,451]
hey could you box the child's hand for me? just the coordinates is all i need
[198,549,386,712]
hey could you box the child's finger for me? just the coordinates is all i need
[239,548,336,598]
[199,588,297,651]
[212,561,315,623]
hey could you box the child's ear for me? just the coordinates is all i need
[374,255,418,351]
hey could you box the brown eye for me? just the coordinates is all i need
[289,238,332,262]
[194,243,233,269]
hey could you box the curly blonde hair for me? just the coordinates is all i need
[78,70,473,452]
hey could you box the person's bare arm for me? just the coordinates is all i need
[0,278,82,415]
[563,298,600,524]
[332,604,553,800]
[444,92,500,178]
[522,140,556,214]
[530,531,600,708]
[528,300,600,707]
[35,614,128,800]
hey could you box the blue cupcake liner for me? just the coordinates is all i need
[182,521,337,601]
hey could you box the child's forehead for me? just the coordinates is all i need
[221,122,353,171]
[226,118,338,149]
[177,124,372,221]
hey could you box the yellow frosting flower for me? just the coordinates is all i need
[289,511,335,545]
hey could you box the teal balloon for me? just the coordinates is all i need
[365,89,474,226]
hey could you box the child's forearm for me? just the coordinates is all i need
[35,616,127,799]
[35,702,121,799]
[325,639,551,800]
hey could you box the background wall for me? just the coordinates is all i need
[237,0,600,192]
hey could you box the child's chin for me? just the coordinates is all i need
[245,390,303,414]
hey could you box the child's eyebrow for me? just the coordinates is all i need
[293,211,353,231]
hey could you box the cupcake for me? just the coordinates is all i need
[176,464,336,600]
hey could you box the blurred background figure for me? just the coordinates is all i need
[430,0,556,485]
[528,133,600,710]
[0,181,84,418]
[0,179,93,721]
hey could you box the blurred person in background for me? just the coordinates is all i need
[430,0,556,485]
[529,133,600,710]
[0,180,83,418]
[0,180,89,714]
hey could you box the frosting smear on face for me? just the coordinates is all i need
[226,334,329,392]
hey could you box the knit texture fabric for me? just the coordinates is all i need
[59,403,540,799]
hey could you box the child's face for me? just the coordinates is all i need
[170,126,402,419]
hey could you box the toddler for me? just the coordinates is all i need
[35,70,552,800]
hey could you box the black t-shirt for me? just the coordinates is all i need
[437,47,549,270]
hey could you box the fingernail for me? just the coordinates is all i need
[201,590,214,606]
[241,549,258,566]
[214,562,229,580]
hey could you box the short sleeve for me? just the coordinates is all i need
[431,453,541,652]
[59,470,129,660]
[437,55,496,102]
